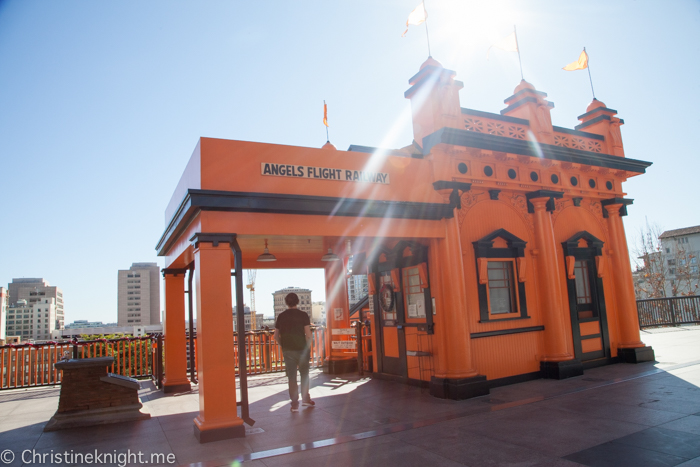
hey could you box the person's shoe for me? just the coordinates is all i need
[301,399,315,407]
[290,403,299,412]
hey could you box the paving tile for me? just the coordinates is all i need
[613,427,700,459]
[258,440,463,467]
[164,431,251,466]
[659,415,700,436]
[458,403,648,457]
[259,435,398,466]
[536,392,688,427]
[400,425,563,467]
[676,456,700,466]
[564,441,688,467]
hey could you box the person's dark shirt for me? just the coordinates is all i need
[275,308,311,351]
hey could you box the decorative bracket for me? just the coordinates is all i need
[432,180,472,210]
[525,190,564,213]
[601,197,633,218]
[190,232,237,248]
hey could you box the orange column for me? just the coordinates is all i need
[604,202,654,362]
[192,238,244,442]
[323,258,356,374]
[162,269,192,394]
[429,211,488,399]
[529,197,581,378]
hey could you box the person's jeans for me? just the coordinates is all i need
[282,348,310,403]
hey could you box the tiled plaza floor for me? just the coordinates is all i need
[1,326,699,466]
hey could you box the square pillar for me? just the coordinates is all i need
[191,235,244,443]
[323,257,357,374]
[162,269,192,394]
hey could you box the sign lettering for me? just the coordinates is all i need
[262,163,389,185]
[331,341,357,350]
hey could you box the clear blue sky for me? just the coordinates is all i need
[1,1,698,323]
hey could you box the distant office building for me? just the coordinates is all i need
[7,278,64,328]
[56,323,162,338]
[273,287,312,321]
[0,287,7,342]
[635,225,700,298]
[6,278,64,342]
[117,263,161,326]
[311,301,326,326]
[232,306,264,332]
[65,320,118,329]
[6,298,60,342]
[347,275,368,306]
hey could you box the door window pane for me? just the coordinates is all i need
[574,260,592,305]
[402,266,426,318]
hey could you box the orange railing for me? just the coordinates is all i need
[0,336,157,390]
[0,328,328,391]
[186,327,327,379]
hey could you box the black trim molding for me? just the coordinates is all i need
[156,189,454,256]
[471,325,544,339]
[421,127,652,173]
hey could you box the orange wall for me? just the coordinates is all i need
[197,138,443,204]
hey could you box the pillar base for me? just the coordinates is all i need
[429,375,489,400]
[540,359,583,380]
[194,422,245,443]
[618,346,655,364]
[323,358,358,375]
[162,380,192,394]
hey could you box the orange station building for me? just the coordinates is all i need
[156,57,654,443]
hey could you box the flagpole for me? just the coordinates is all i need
[584,47,596,100]
[423,0,431,57]
[324,100,329,142]
[514,25,524,80]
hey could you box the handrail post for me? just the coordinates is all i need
[187,266,197,384]
[670,298,677,327]
[356,321,364,377]
[72,339,78,359]
[156,334,163,389]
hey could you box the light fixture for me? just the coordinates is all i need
[321,248,340,262]
[257,239,277,262]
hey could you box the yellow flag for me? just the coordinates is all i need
[402,3,427,37]
[563,49,588,71]
[323,102,328,127]
[487,32,518,60]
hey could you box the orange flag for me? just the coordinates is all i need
[563,49,588,71]
[323,101,329,127]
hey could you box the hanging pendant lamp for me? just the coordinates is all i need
[257,239,277,262]
[321,247,340,262]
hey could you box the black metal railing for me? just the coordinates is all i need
[637,295,700,328]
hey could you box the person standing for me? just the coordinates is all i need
[274,293,315,412]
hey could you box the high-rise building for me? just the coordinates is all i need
[6,297,59,342]
[347,275,368,307]
[0,287,7,342]
[8,278,64,321]
[117,263,161,326]
[272,287,312,321]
